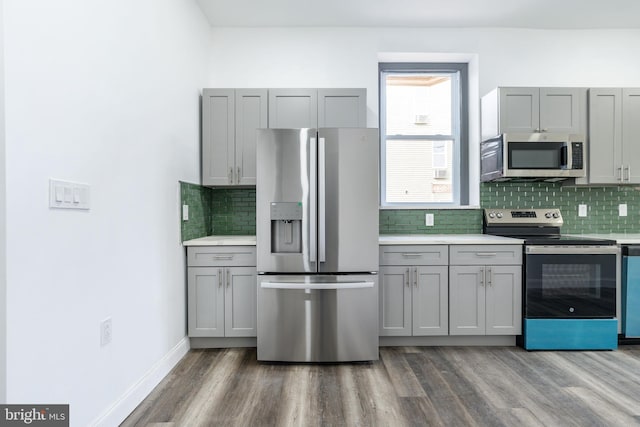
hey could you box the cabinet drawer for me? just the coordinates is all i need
[449,245,522,265]
[379,245,448,266]
[187,246,257,267]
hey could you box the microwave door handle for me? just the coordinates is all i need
[560,145,568,168]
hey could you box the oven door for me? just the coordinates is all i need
[525,246,619,318]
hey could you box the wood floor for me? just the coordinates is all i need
[121,346,640,427]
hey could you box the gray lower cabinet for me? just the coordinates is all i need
[379,246,449,336]
[187,247,257,338]
[268,88,366,128]
[202,89,267,186]
[588,88,640,184]
[449,245,522,336]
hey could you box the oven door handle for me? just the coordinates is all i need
[525,246,620,255]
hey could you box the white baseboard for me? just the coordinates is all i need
[90,336,190,427]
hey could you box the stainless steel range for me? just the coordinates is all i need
[484,208,620,350]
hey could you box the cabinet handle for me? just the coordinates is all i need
[487,267,492,286]
[214,255,234,260]
[229,167,234,184]
[226,269,230,288]
[413,267,418,287]
[541,128,548,132]
[405,268,410,287]
[218,269,223,288]
[479,269,484,287]
[625,165,631,182]
[237,167,241,184]
[402,253,422,258]
[534,128,540,132]
[475,252,497,257]
[618,166,623,181]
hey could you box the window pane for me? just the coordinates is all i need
[385,139,453,203]
[385,74,452,136]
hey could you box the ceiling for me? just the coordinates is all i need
[195,0,640,29]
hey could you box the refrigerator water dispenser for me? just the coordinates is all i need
[270,202,302,253]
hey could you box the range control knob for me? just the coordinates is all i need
[553,212,560,218]
[545,212,553,218]
[496,212,503,218]
[488,212,495,218]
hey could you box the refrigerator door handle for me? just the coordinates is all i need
[261,281,374,290]
[309,137,317,265]
[319,137,326,263]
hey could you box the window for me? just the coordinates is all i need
[379,63,468,207]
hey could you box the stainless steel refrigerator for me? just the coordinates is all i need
[256,128,379,362]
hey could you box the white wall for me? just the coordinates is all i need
[4,0,209,425]
[207,27,640,205]
[208,26,640,108]
[0,0,6,404]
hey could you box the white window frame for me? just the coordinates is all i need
[379,63,469,208]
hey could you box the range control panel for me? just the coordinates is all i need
[484,208,563,226]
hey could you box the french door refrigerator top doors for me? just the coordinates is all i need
[256,128,379,275]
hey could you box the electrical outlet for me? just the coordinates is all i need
[619,204,628,217]
[425,213,434,226]
[578,204,588,217]
[182,204,189,221]
[100,317,112,347]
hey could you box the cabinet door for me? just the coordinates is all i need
[318,89,367,127]
[225,267,257,337]
[622,88,640,184]
[499,87,539,133]
[235,90,267,186]
[187,267,225,337]
[379,266,412,336]
[449,266,485,335]
[589,88,623,184]
[412,266,448,336]
[485,265,522,335]
[202,89,235,186]
[268,89,318,128]
[539,88,584,134]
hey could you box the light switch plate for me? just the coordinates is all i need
[425,213,434,226]
[578,204,588,217]
[182,204,189,221]
[49,179,90,210]
[619,204,628,217]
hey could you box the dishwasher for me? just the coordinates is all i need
[622,245,640,343]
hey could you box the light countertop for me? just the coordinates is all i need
[183,234,524,246]
[183,235,257,246]
[566,233,640,245]
[378,234,524,245]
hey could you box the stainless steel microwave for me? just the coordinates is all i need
[480,133,585,182]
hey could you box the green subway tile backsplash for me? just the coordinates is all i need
[181,181,640,240]
[380,209,482,234]
[481,182,640,233]
[210,188,256,235]
[180,181,213,241]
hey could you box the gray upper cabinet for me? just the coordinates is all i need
[269,88,367,129]
[202,88,267,186]
[482,87,585,140]
[268,89,318,128]
[318,89,367,127]
[588,88,640,184]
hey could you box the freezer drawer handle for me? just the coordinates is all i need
[260,281,374,290]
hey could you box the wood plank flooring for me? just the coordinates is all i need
[121,346,640,427]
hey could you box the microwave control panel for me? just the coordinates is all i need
[571,142,583,169]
